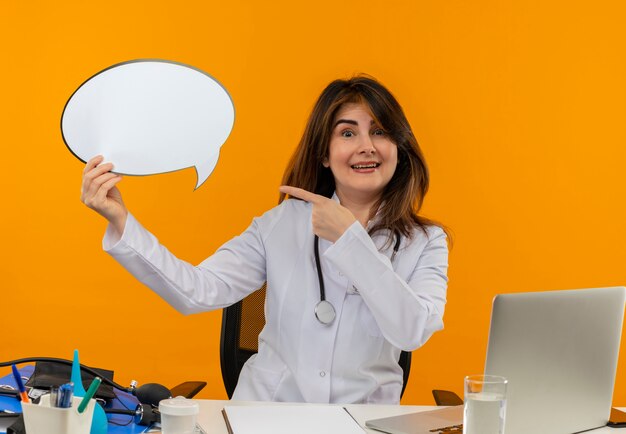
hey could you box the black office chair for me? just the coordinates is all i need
[220,284,267,398]
[220,283,413,399]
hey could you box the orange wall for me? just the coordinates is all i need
[2,0,625,405]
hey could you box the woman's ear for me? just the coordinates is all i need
[322,157,330,168]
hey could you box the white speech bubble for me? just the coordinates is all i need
[61,59,235,189]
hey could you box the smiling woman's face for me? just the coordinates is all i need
[323,102,398,203]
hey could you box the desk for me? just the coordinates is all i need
[197,400,623,434]
[2,397,623,433]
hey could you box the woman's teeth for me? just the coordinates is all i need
[351,163,380,169]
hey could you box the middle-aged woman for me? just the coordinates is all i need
[81,75,449,404]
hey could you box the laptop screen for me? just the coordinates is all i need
[484,286,625,434]
[365,286,625,434]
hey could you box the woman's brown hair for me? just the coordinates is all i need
[280,75,446,243]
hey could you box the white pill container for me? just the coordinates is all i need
[159,396,200,434]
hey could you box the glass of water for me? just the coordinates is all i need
[463,375,507,434]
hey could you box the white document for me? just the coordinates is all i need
[222,405,365,434]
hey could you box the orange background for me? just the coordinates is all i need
[1,0,625,405]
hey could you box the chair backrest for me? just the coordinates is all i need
[220,284,412,399]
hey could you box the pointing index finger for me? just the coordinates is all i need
[279,186,324,203]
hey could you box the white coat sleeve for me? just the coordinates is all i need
[323,223,448,351]
[103,212,270,314]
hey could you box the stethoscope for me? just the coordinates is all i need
[313,231,402,325]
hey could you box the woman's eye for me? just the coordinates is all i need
[373,129,386,136]
[341,130,355,138]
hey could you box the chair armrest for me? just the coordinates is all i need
[170,381,207,399]
[432,389,463,406]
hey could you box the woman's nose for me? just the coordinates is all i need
[357,135,376,154]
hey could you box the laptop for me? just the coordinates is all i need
[366,286,626,434]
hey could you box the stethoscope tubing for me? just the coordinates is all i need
[314,235,327,302]
[313,231,401,324]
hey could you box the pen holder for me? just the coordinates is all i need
[21,394,96,434]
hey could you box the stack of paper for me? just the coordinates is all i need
[222,405,365,434]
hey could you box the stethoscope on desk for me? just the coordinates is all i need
[313,231,402,325]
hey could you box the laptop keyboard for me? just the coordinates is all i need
[429,424,463,433]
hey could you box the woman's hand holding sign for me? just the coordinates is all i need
[81,155,128,237]
[279,186,357,243]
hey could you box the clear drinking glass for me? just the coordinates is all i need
[463,375,507,434]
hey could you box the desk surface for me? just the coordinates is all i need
[1,398,622,433]
[197,400,622,434]
[3,367,621,433]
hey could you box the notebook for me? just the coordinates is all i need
[366,286,626,434]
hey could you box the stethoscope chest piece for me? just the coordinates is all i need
[314,300,336,325]
[312,231,400,326]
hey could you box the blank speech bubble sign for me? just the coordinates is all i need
[61,59,235,189]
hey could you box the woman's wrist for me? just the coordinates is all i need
[110,210,129,239]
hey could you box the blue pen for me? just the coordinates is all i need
[11,365,30,404]
[57,382,74,408]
